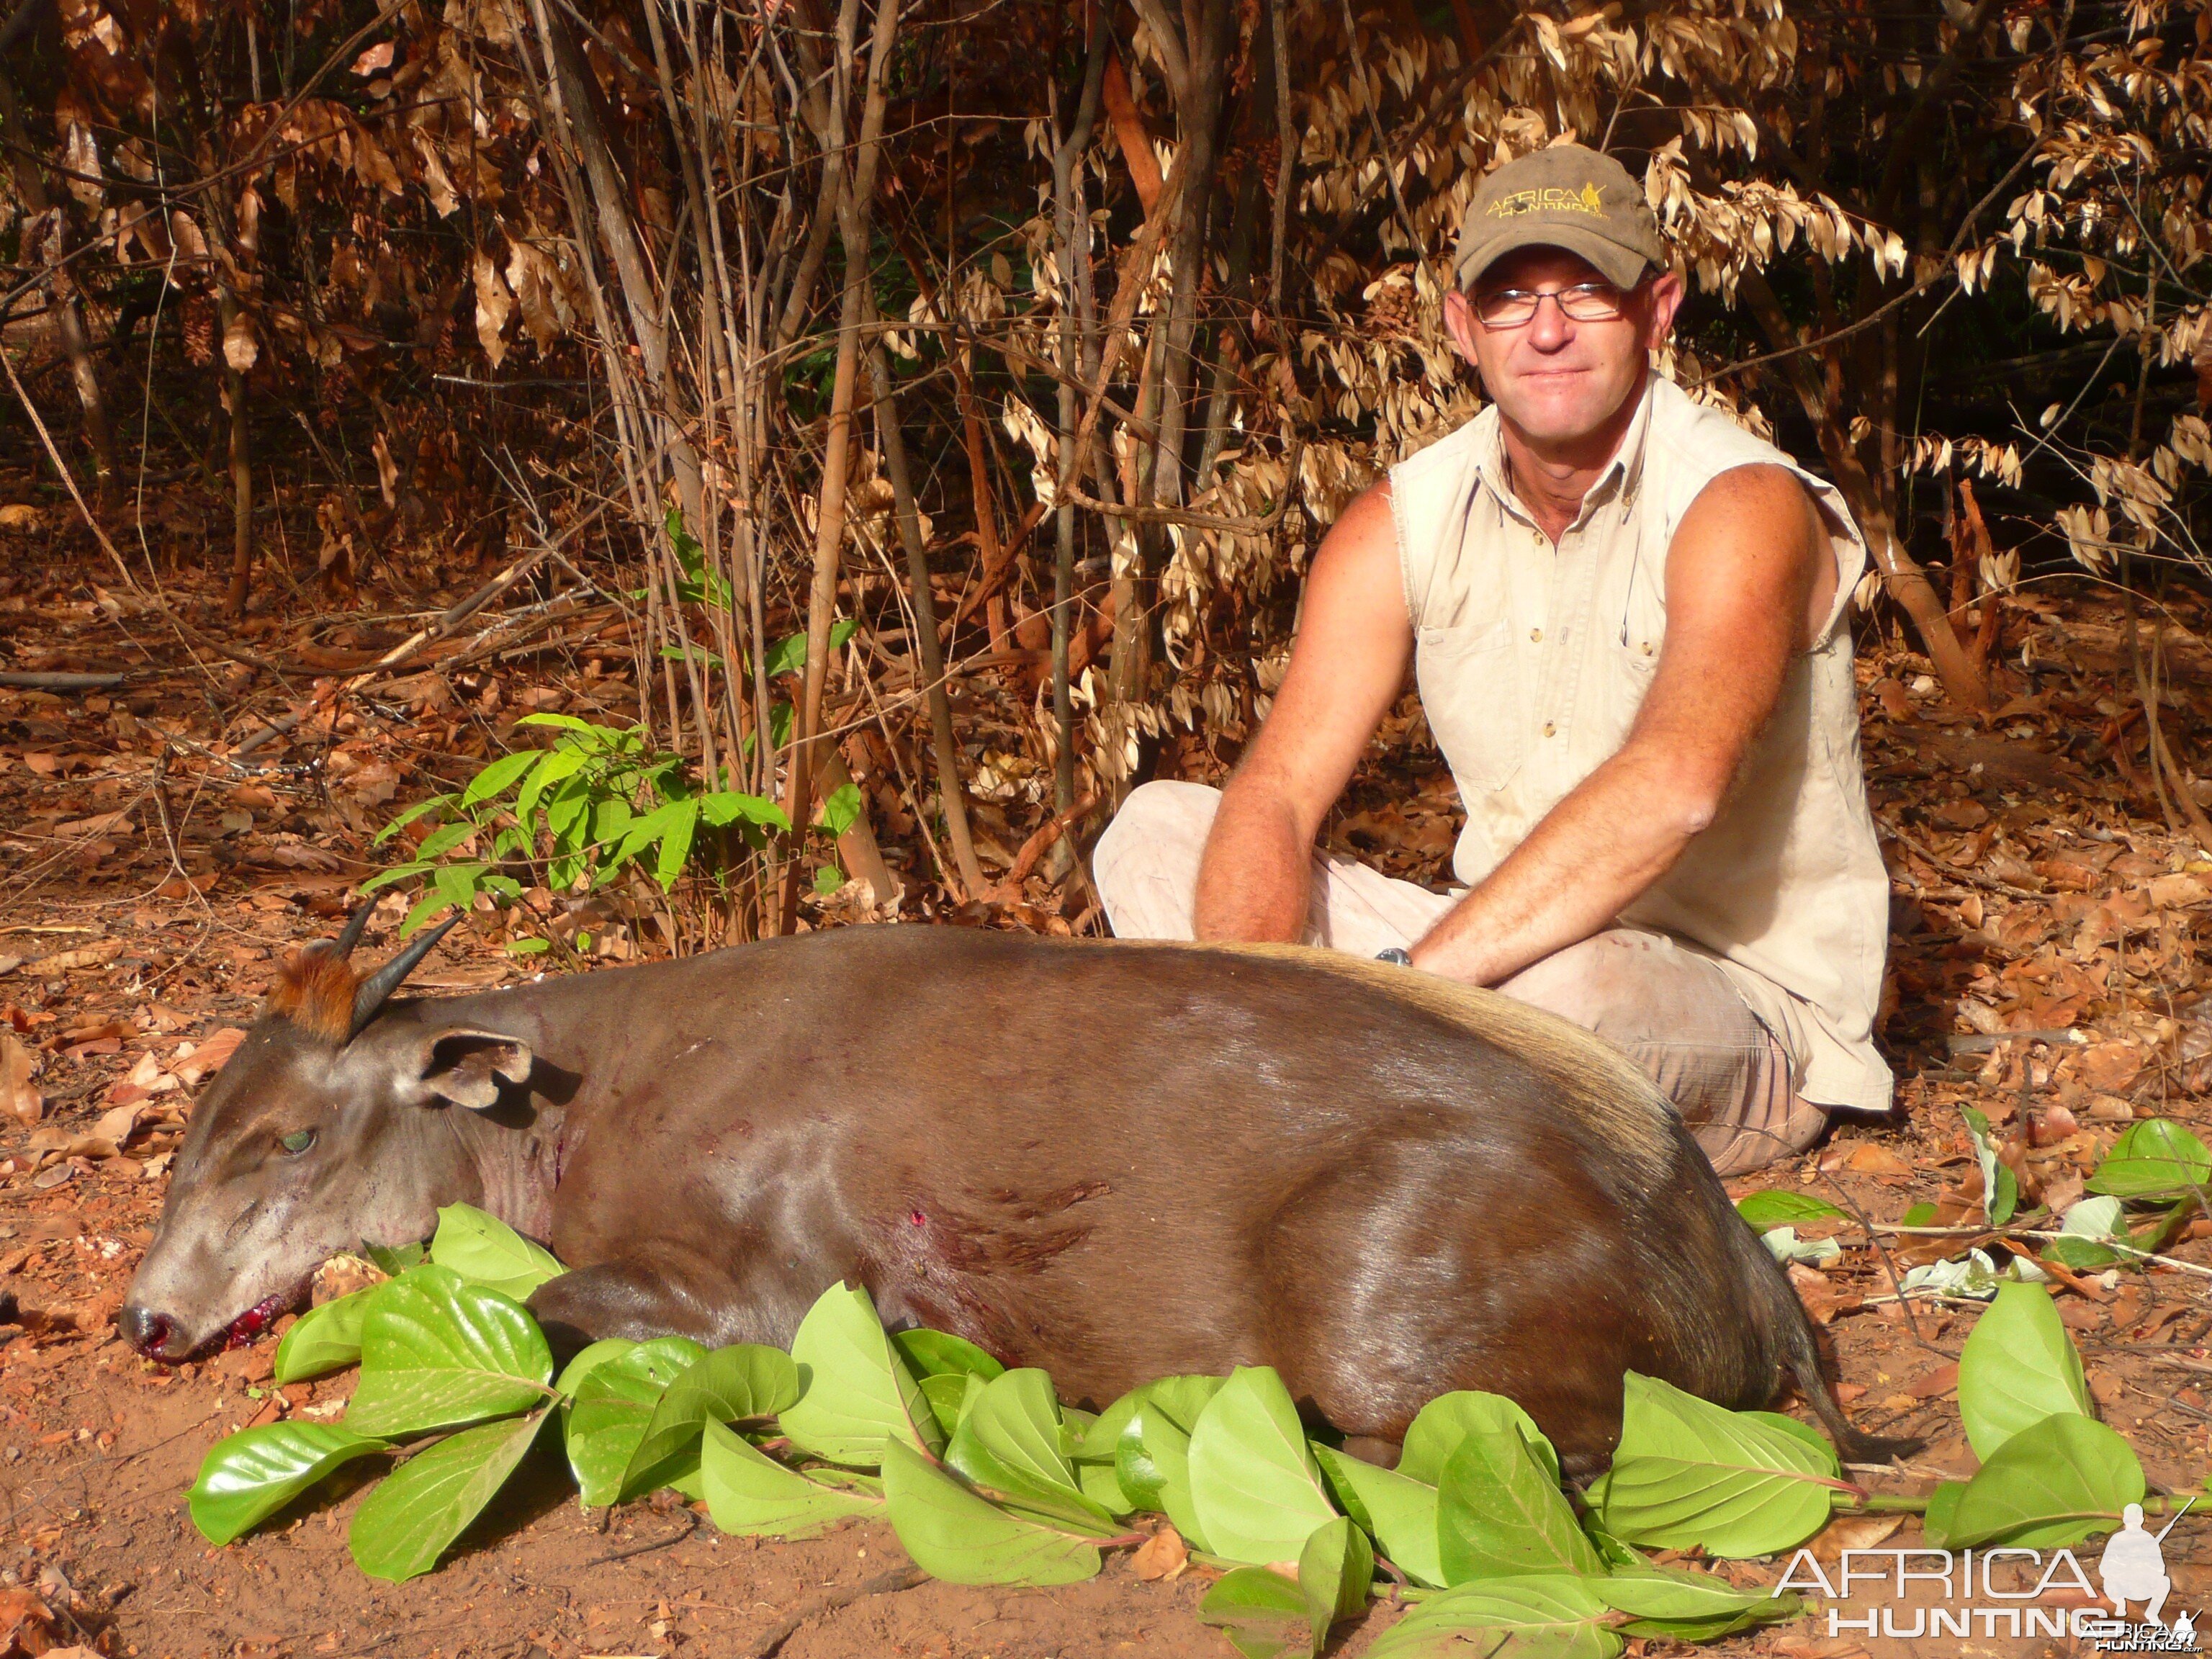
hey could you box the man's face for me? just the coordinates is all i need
[1442,246,1683,449]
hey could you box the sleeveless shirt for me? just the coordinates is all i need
[1387,374,1892,1112]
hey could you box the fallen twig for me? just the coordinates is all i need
[0,672,127,690]
[742,1562,930,1659]
[580,1508,698,1567]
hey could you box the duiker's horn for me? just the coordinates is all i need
[332,902,375,961]
[350,914,464,1037]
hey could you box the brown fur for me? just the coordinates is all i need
[264,945,359,1043]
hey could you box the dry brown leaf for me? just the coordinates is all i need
[91,1103,143,1146]
[0,1033,39,1128]
[1807,1511,1905,1561]
[313,1254,389,1305]
[175,1028,246,1086]
[1903,1362,1959,1398]
[2078,1041,2144,1094]
[30,940,124,974]
[1130,1526,1188,1581]
[53,810,133,838]
[1842,1143,1913,1179]
[24,1128,118,1160]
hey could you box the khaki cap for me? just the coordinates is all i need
[1453,144,1664,293]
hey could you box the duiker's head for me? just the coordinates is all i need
[118,913,531,1360]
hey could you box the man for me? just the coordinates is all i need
[1093,143,1892,1177]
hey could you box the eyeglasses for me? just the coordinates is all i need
[1470,282,1634,329]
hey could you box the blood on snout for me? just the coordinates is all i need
[909,1210,927,1228]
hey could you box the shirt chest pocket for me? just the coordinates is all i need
[1416,618,1524,792]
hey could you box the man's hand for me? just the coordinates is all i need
[1409,463,1835,984]
[1192,482,1411,941]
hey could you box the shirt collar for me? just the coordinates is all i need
[1474,371,1658,532]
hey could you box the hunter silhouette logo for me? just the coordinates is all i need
[1486,183,1608,220]
[2083,1498,2199,1653]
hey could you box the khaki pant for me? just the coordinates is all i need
[1092,781,1827,1177]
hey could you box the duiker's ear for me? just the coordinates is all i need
[411,1028,534,1110]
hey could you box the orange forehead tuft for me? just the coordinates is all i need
[265,945,360,1043]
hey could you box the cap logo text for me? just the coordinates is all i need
[1487,183,1606,220]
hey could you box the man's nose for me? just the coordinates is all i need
[1524,293,1575,349]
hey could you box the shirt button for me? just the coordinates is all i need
[1529,628,1543,643]
[1542,721,1557,737]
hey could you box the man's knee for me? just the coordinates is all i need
[1494,930,1658,1033]
[1092,781,1221,940]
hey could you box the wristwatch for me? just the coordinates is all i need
[1376,948,1414,967]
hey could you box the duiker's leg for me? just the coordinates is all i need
[529,1254,796,1354]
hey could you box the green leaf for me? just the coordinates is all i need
[1437,1427,1605,1583]
[698,789,790,832]
[1367,1574,1622,1659]
[2089,1119,2212,1200]
[350,1408,550,1582]
[891,1328,1006,1382]
[401,891,457,938]
[189,1423,386,1545]
[1313,1444,1446,1588]
[1583,1373,1840,1558]
[944,1369,1117,1534]
[1956,1282,2091,1460]
[564,1337,710,1506]
[1401,1391,1559,1487]
[778,1282,944,1465]
[1115,1376,1223,1524]
[506,936,552,957]
[362,1239,427,1277]
[1961,1105,2019,1226]
[1901,1201,1938,1227]
[516,749,585,824]
[654,797,699,890]
[699,1418,883,1538]
[818,781,863,837]
[813,865,845,896]
[374,793,451,846]
[428,1205,567,1302]
[432,862,484,914]
[1923,1413,2144,1547]
[1298,1514,1375,1644]
[1596,1563,1802,1639]
[345,1266,553,1439]
[1071,1390,1141,1516]
[554,1339,638,1398]
[879,1438,1102,1586]
[460,751,541,808]
[413,820,477,863]
[273,1289,372,1383]
[1735,1191,1849,1231]
[1199,1567,1314,1659]
[621,1344,799,1498]
[1187,1367,1340,1567]
[919,1372,986,1444]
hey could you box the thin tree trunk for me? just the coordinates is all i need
[863,325,987,898]
[0,64,114,485]
[214,281,253,616]
[782,0,896,932]
[1051,6,1110,845]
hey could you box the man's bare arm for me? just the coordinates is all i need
[1408,464,1833,984]
[1194,483,1412,940]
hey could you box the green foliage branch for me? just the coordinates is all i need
[187,1193,2200,1655]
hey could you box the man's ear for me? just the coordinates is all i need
[410,1028,534,1110]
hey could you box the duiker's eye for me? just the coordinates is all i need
[279,1128,317,1155]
